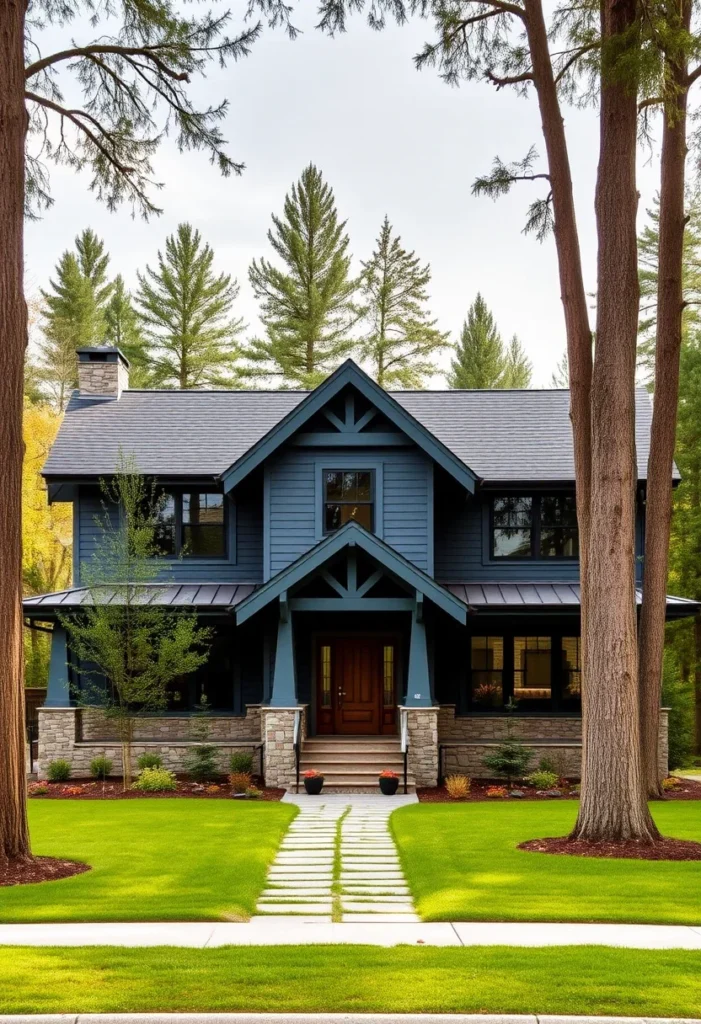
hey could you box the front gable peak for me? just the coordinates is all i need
[220,360,478,493]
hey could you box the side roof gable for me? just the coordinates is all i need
[235,521,468,624]
[220,360,479,493]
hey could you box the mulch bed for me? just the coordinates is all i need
[418,776,701,803]
[0,856,90,887]
[28,779,285,801]
[519,835,701,861]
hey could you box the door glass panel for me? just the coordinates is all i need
[320,645,331,707]
[383,645,394,706]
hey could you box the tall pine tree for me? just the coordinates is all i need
[104,276,151,388]
[502,335,532,388]
[359,216,448,387]
[551,351,570,387]
[136,223,245,389]
[247,164,360,388]
[39,244,106,409]
[447,294,506,389]
[75,229,114,308]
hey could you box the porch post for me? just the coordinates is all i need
[269,598,297,708]
[405,606,431,707]
[45,625,71,708]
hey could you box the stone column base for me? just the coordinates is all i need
[261,706,307,790]
[401,705,439,787]
[37,708,79,779]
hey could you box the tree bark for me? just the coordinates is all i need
[695,614,701,755]
[572,0,659,841]
[638,0,691,797]
[0,0,31,865]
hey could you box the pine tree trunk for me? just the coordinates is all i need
[0,0,31,866]
[572,0,659,841]
[695,614,701,755]
[638,0,690,798]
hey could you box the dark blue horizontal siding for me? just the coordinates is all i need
[75,485,263,584]
[267,446,432,577]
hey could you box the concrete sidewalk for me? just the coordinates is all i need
[1,1015,700,1024]
[0,920,700,948]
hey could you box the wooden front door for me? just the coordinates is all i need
[316,635,397,735]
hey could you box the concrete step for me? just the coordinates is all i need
[300,752,404,765]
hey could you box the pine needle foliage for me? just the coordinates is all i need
[448,293,530,389]
[359,216,448,388]
[136,223,245,389]
[247,164,360,388]
[104,276,152,388]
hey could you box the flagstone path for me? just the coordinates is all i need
[253,799,419,923]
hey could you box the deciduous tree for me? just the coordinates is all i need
[359,216,448,387]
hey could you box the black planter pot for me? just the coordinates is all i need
[304,776,324,795]
[379,775,399,796]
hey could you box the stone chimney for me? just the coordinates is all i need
[76,347,130,398]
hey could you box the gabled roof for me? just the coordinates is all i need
[219,361,478,493]
[41,373,669,485]
[235,521,468,625]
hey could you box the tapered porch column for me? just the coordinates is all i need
[45,625,71,707]
[261,595,303,788]
[405,602,431,707]
[269,596,297,708]
[401,598,439,786]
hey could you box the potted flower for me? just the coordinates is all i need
[303,769,324,795]
[379,769,399,796]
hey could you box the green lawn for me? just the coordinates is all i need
[392,801,701,924]
[1,800,295,923]
[1,946,700,1016]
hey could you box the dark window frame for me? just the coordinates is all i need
[152,489,228,560]
[322,469,375,535]
[466,631,582,714]
[490,494,578,561]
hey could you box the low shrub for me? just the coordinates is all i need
[482,740,534,785]
[28,782,49,796]
[46,758,71,782]
[90,755,113,780]
[245,787,262,798]
[537,756,556,774]
[229,771,252,794]
[132,767,177,792]
[229,752,254,774]
[662,775,683,791]
[526,769,559,790]
[485,785,508,798]
[445,774,471,799]
[136,752,163,771]
[183,744,221,783]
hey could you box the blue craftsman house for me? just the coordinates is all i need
[26,347,698,790]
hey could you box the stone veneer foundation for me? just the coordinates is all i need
[260,706,308,789]
[37,706,262,779]
[403,706,439,787]
[437,705,670,781]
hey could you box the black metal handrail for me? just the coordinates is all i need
[293,708,302,793]
[400,708,409,795]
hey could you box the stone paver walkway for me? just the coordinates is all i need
[254,797,418,923]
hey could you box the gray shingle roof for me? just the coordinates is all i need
[42,385,666,483]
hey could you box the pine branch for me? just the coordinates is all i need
[26,45,190,82]
[553,42,600,85]
[486,69,534,88]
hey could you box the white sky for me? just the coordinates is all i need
[24,4,664,387]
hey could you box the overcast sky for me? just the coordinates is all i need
[24,3,663,388]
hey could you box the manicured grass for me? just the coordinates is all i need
[1,800,296,923]
[392,801,701,924]
[1,946,700,1016]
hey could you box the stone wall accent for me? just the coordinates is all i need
[78,353,129,397]
[442,741,581,778]
[402,706,439,787]
[437,706,583,742]
[38,707,262,779]
[81,706,261,742]
[261,705,307,789]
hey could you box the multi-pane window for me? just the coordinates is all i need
[469,636,504,709]
[383,645,395,707]
[561,636,582,706]
[324,471,373,533]
[514,636,552,707]
[491,495,578,559]
[320,645,332,708]
[151,491,227,559]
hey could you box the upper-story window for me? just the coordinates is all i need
[491,495,578,559]
[323,471,374,533]
[152,491,227,559]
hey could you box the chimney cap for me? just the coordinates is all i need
[76,346,131,369]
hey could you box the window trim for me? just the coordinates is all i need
[322,469,375,536]
[314,459,384,543]
[151,489,231,562]
[489,493,578,561]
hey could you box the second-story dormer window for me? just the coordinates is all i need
[323,471,374,533]
[152,491,226,559]
[491,494,578,559]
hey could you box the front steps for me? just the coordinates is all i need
[297,736,415,793]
